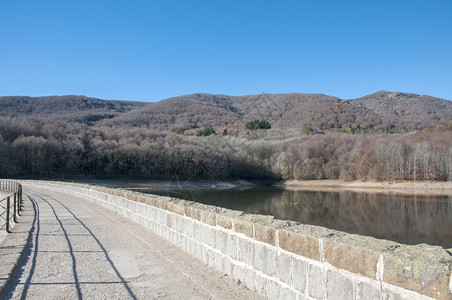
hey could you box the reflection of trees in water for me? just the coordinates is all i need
[148,188,452,248]
[269,191,452,247]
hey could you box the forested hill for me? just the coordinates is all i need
[0,95,146,124]
[0,91,451,181]
[115,92,452,132]
[1,91,450,132]
[351,91,452,124]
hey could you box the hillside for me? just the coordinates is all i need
[0,91,451,182]
[0,95,146,124]
[351,91,452,125]
[115,92,446,132]
[1,91,451,132]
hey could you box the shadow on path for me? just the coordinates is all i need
[2,194,39,300]
[2,192,137,300]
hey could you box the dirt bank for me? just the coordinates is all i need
[281,180,452,196]
[73,179,452,196]
[80,179,258,190]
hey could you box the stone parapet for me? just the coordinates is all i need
[23,181,452,299]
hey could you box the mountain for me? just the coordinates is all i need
[115,92,435,132]
[350,91,452,125]
[1,91,450,132]
[0,95,146,124]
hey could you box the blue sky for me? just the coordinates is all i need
[1,1,451,102]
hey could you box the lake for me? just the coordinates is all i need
[135,186,452,249]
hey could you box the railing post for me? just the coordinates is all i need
[17,189,21,215]
[19,185,23,211]
[13,193,17,223]
[6,196,10,233]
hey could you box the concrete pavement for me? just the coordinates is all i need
[1,186,262,299]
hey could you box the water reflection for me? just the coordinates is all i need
[139,187,452,249]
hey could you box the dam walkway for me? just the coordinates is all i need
[1,186,261,299]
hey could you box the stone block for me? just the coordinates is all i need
[172,214,181,232]
[207,249,215,268]
[185,206,202,221]
[155,210,164,225]
[382,290,405,300]
[179,234,186,250]
[262,245,277,277]
[326,270,353,300]
[146,197,159,208]
[200,224,214,246]
[278,229,320,261]
[323,235,390,279]
[281,287,297,300]
[202,210,216,226]
[237,237,253,265]
[157,198,168,210]
[252,242,263,271]
[185,219,194,238]
[244,268,255,291]
[166,214,172,228]
[255,223,276,246]
[201,245,208,265]
[167,229,173,244]
[292,258,308,293]
[194,242,203,261]
[216,214,233,230]
[278,252,292,285]
[215,230,228,255]
[356,281,381,300]
[227,233,237,260]
[232,263,245,283]
[193,222,201,241]
[136,194,147,203]
[185,238,192,255]
[383,244,452,299]
[267,279,280,300]
[146,206,156,219]
[223,257,233,277]
[308,264,324,299]
[215,252,224,273]
[255,273,267,297]
[166,201,185,216]
[298,293,309,300]
[233,219,254,238]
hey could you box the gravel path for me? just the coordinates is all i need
[2,187,261,299]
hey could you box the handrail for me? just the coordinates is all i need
[0,180,23,233]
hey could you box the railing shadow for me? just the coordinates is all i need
[2,192,137,300]
[2,194,39,300]
[42,194,137,299]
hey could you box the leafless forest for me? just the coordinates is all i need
[0,92,451,181]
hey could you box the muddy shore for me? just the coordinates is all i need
[281,179,452,196]
[78,179,452,196]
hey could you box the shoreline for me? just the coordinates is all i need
[280,179,452,196]
[74,178,452,196]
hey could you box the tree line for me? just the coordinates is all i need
[0,115,451,181]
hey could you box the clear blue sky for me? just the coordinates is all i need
[1,1,451,102]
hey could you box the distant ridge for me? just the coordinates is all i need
[1,91,451,131]
[351,90,452,124]
[0,95,145,124]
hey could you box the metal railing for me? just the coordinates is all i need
[0,181,23,233]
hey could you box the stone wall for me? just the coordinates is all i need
[24,181,452,300]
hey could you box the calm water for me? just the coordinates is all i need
[138,187,452,249]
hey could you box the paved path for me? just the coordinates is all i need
[2,187,261,299]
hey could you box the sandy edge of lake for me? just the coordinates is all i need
[81,179,452,196]
[280,180,452,196]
